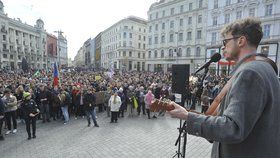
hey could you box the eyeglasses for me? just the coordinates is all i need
[222,36,241,46]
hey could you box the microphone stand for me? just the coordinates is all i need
[172,66,210,158]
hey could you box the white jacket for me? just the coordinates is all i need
[108,95,121,112]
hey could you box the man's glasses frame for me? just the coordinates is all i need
[222,36,241,46]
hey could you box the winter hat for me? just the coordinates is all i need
[23,92,31,99]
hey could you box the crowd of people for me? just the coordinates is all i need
[0,68,228,141]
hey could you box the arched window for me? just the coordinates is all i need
[161,50,165,58]
[186,47,191,57]
[177,48,182,57]
[169,49,173,57]
[154,50,158,58]
[196,47,201,57]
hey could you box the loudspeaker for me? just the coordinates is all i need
[172,64,190,94]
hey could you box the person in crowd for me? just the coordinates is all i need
[21,92,39,140]
[2,88,18,135]
[109,91,122,123]
[144,90,155,119]
[0,98,5,140]
[59,90,70,124]
[169,18,280,158]
[84,88,99,127]
[36,84,50,123]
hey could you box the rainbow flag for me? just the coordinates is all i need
[53,63,59,87]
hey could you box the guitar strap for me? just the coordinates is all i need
[205,54,278,116]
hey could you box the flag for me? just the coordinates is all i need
[53,62,59,87]
[33,70,40,77]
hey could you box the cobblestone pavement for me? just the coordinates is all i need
[0,112,212,158]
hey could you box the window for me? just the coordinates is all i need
[162,10,165,17]
[161,50,164,58]
[143,53,145,58]
[155,24,158,31]
[3,54,7,58]
[186,48,191,57]
[170,20,174,28]
[263,24,271,37]
[169,34,174,42]
[123,41,126,47]
[197,30,202,39]
[261,46,269,57]
[180,5,184,13]
[155,50,158,58]
[129,41,132,46]
[179,33,183,41]
[214,0,218,9]
[199,0,203,8]
[138,52,141,58]
[148,51,151,58]
[139,35,141,40]
[177,48,182,57]
[162,22,165,30]
[156,12,158,19]
[150,14,152,20]
[187,32,192,40]
[237,0,244,2]
[123,32,127,38]
[3,44,7,50]
[189,3,193,11]
[226,0,231,6]
[124,26,128,29]
[169,49,173,57]
[138,43,141,49]
[249,8,255,17]
[154,36,158,44]
[129,33,132,38]
[171,8,175,15]
[236,11,242,19]
[3,35,6,41]
[213,16,218,26]
[265,4,273,16]
[143,44,146,49]
[196,47,201,57]
[149,37,152,45]
[211,32,217,43]
[149,26,152,33]
[180,19,184,26]
[198,15,202,23]
[188,17,192,25]
[225,14,230,24]
[10,55,13,59]
[161,35,165,43]
[143,36,146,41]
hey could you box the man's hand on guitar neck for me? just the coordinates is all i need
[168,102,189,120]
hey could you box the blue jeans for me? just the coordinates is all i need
[61,106,69,123]
[86,108,98,125]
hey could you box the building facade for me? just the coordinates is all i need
[206,0,280,75]
[46,33,57,68]
[74,46,85,67]
[57,31,68,67]
[146,0,208,73]
[94,32,102,69]
[101,16,147,71]
[0,1,48,70]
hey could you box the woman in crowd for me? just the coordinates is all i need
[109,91,122,123]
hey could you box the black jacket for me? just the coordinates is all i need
[21,99,39,118]
[0,99,5,117]
[84,92,95,111]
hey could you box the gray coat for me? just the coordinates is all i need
[186,60,280,158]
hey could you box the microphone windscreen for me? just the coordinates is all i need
[210,53,221,62]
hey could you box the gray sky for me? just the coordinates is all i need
[2,0,157,60]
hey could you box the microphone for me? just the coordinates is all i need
[194,53,221,74]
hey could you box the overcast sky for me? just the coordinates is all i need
[2,0,157,60]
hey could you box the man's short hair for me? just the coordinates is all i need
[221,18,263,48]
